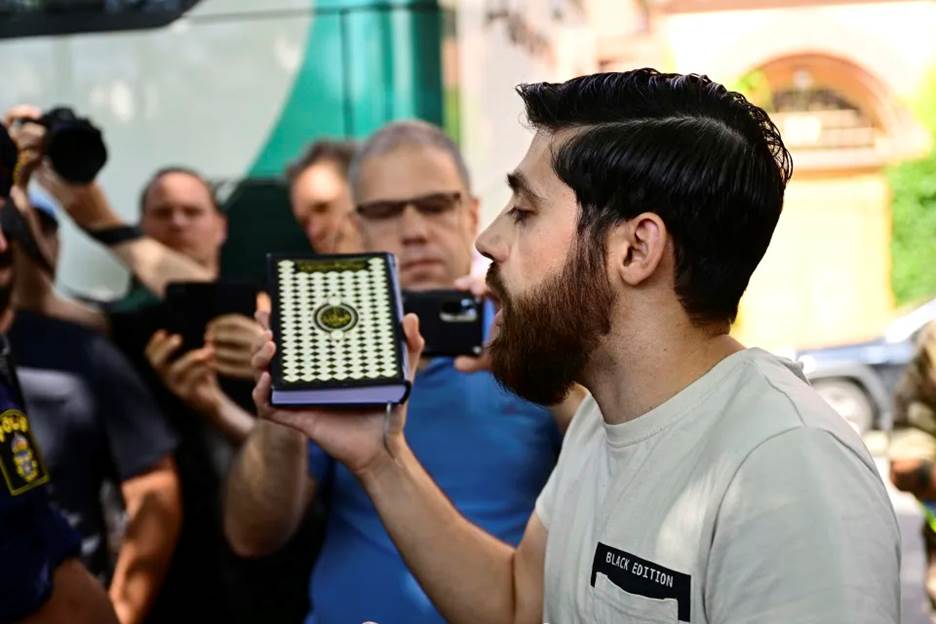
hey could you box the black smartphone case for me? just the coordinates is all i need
[165,281,258,352]
[402,290,485,357]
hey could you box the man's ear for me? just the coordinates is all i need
[606,212,667,287]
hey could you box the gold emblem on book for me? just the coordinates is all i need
[315,303,358,333]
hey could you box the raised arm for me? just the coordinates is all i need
[3,104,211,332]
[356,439,548,624]
[224,419,317,557]
[36,174,213,297]
[145,330,257,445]
[250,313,548,624]
[110,456,182,624]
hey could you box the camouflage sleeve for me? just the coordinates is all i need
[922,322,936,391]
[893,321,936,433]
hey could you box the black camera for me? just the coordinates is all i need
[39,107,108,184]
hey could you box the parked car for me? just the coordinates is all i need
[786,297,936,434]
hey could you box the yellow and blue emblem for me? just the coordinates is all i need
[0,408,49,496]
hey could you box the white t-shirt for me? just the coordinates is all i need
[536,348,900,623]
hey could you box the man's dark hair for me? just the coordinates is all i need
[285,139,357,187]
[138,166,219,214]
[517,69,793,325]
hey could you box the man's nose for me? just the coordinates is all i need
[399,205,430,243]
[475,213,506,263]
[169,211,188,229]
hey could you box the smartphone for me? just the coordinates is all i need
[164,280,259,352]
[402,289,485,357]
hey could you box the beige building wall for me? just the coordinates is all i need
[733,173,894,350]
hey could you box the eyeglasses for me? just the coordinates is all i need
[355,191,462,221]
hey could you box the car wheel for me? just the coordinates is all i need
[812,379,875,435]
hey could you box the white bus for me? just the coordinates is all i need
[1,0,596,293]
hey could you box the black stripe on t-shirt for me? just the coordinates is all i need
[590,542,691,622]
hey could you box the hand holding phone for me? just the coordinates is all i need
[402,289,485,358]
[164,280,259,354]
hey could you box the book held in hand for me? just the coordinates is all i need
[267,253,411,406]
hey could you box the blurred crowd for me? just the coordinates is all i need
[0,67,933,623]
[0,104,580,624]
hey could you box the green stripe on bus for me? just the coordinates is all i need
[249,0,443,177]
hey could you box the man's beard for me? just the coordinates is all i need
[486,240,614,405]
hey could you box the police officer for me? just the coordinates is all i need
[0,118,117,623]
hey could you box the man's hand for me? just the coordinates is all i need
[451,273,494,373]
[145,330,223,417]
[2,104,44,190]
[206,314,264,380]
[449,273,586,427]
[251,309,424,478]
[2,104,119,231]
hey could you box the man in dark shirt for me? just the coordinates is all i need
[0,111,117,624]
[6,183,182,624]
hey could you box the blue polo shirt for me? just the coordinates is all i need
[305,359,561,624]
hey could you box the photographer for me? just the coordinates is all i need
[4,106,183,624]
[108,166,261,441]
[0,113,118,624]
[5,104,267,621]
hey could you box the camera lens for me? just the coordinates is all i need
[42,107,108,184]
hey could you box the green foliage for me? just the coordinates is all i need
[889,70,936,307]
[729,69,774,111]
[889,156,936,306]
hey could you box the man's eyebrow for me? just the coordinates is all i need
[506,171,544,207]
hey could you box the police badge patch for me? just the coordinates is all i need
[0,408,49,496]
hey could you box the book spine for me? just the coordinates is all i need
[386,253,412,395]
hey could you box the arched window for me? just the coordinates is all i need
[738,54,928,170]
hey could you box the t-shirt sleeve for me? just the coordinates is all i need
[92,337,178,480]
[534,463,559,530]
[706,427,900,623]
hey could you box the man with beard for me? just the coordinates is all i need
[226,120,580,624]
[249,70,900,622]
